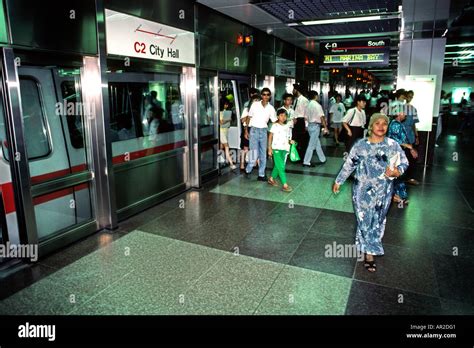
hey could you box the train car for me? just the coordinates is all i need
[0,0,315,266]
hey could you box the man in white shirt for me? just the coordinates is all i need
[292,83,309,160]
[245,88,277,181]
[342,94,367,152]
[303,91,328,166]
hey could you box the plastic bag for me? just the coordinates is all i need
[289,142,300,162]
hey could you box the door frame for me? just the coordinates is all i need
[0,47,38,247]
[197,69,219,185]
[0,47,109,257]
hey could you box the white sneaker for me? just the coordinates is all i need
[230,164,237,170]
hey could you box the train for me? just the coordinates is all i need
[0,0,318,265]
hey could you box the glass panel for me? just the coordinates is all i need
[238,82,250,113]
[199,75,217,174]
[108,72,186,161]
[219,80,238,127]
[20,78,51,159]
[60,80,85,149]
[199,76,216,138]
[34,183,93,242]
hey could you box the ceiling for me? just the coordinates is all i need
[444,0,474,78]
[197,0,474,82]
[198,0,401,83]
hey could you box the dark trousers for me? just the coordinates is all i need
[404,146,417,179]
[344,126,364,153]
[293,118,309,159]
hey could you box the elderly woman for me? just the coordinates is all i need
[332,114,409,272]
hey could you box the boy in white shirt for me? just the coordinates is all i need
[267,108,294,192]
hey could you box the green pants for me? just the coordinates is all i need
[271,150,288,185]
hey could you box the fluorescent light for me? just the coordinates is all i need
[445,51,474,55]
[302,15,382,26]
[446,43,474,48]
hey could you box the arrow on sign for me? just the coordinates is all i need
[325,43,331,50]
[135,25,178,45]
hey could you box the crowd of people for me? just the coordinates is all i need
[218,85,427,273]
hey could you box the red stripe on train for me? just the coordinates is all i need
[2,141,187,213]
[0,182,15,214]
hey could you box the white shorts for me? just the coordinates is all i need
[220,128,229,144]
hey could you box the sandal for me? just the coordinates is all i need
[364,255,376,273]
[282,185,293,192]
[267,178,278,187]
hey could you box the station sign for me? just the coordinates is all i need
[105,9,195,65]
[319,39,390,67]
[276,57,296,77]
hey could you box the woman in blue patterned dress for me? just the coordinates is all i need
[332,114,409,272]
[388,112,417,204]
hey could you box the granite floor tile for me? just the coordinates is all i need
[255,265,352,315]
[179,253,284,315]
[308,210,356,238]
[354,244,439,297]
[289,233,358,278]
[345,280,443,315]
[433,253,474,305]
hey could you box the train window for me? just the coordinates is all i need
[20,78,52,160]
[60,81,84,149]
[108,80,184,143]
[199,80,214,127]
[1,79,52,161]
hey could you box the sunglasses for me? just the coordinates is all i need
[261,93,271,97]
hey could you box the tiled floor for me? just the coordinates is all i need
[1,132,473,315]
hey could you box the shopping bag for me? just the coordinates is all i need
[289,142,300,162]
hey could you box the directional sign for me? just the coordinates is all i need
[319,39,390,67]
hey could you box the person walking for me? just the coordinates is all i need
[303,91,328,167]
[240,89,260,172]
[219,100,237,171]
[267,108,294,192]
[388,111,416,204]
[342,94,367,152]
[403,90,420,185]
[245,88,277,181]
[333,113,409,272]
[292,83,309,160]
[330,93,346,145]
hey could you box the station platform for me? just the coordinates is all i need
[1,132,473,316]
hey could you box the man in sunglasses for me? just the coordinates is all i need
[245,87,277,181]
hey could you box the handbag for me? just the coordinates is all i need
[289,142,300,162]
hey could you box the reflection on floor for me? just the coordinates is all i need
[1,134,474,315]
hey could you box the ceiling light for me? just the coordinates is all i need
[446,43,474,48]
[302,15,383,25]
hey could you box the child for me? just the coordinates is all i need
[329,93,346,145]
[220,100,237,170]
[267,108,294,192]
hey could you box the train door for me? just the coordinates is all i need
[217,73,251,169]
[106,64,191,221]
[198,70,219,183]
[0,48,98,256]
